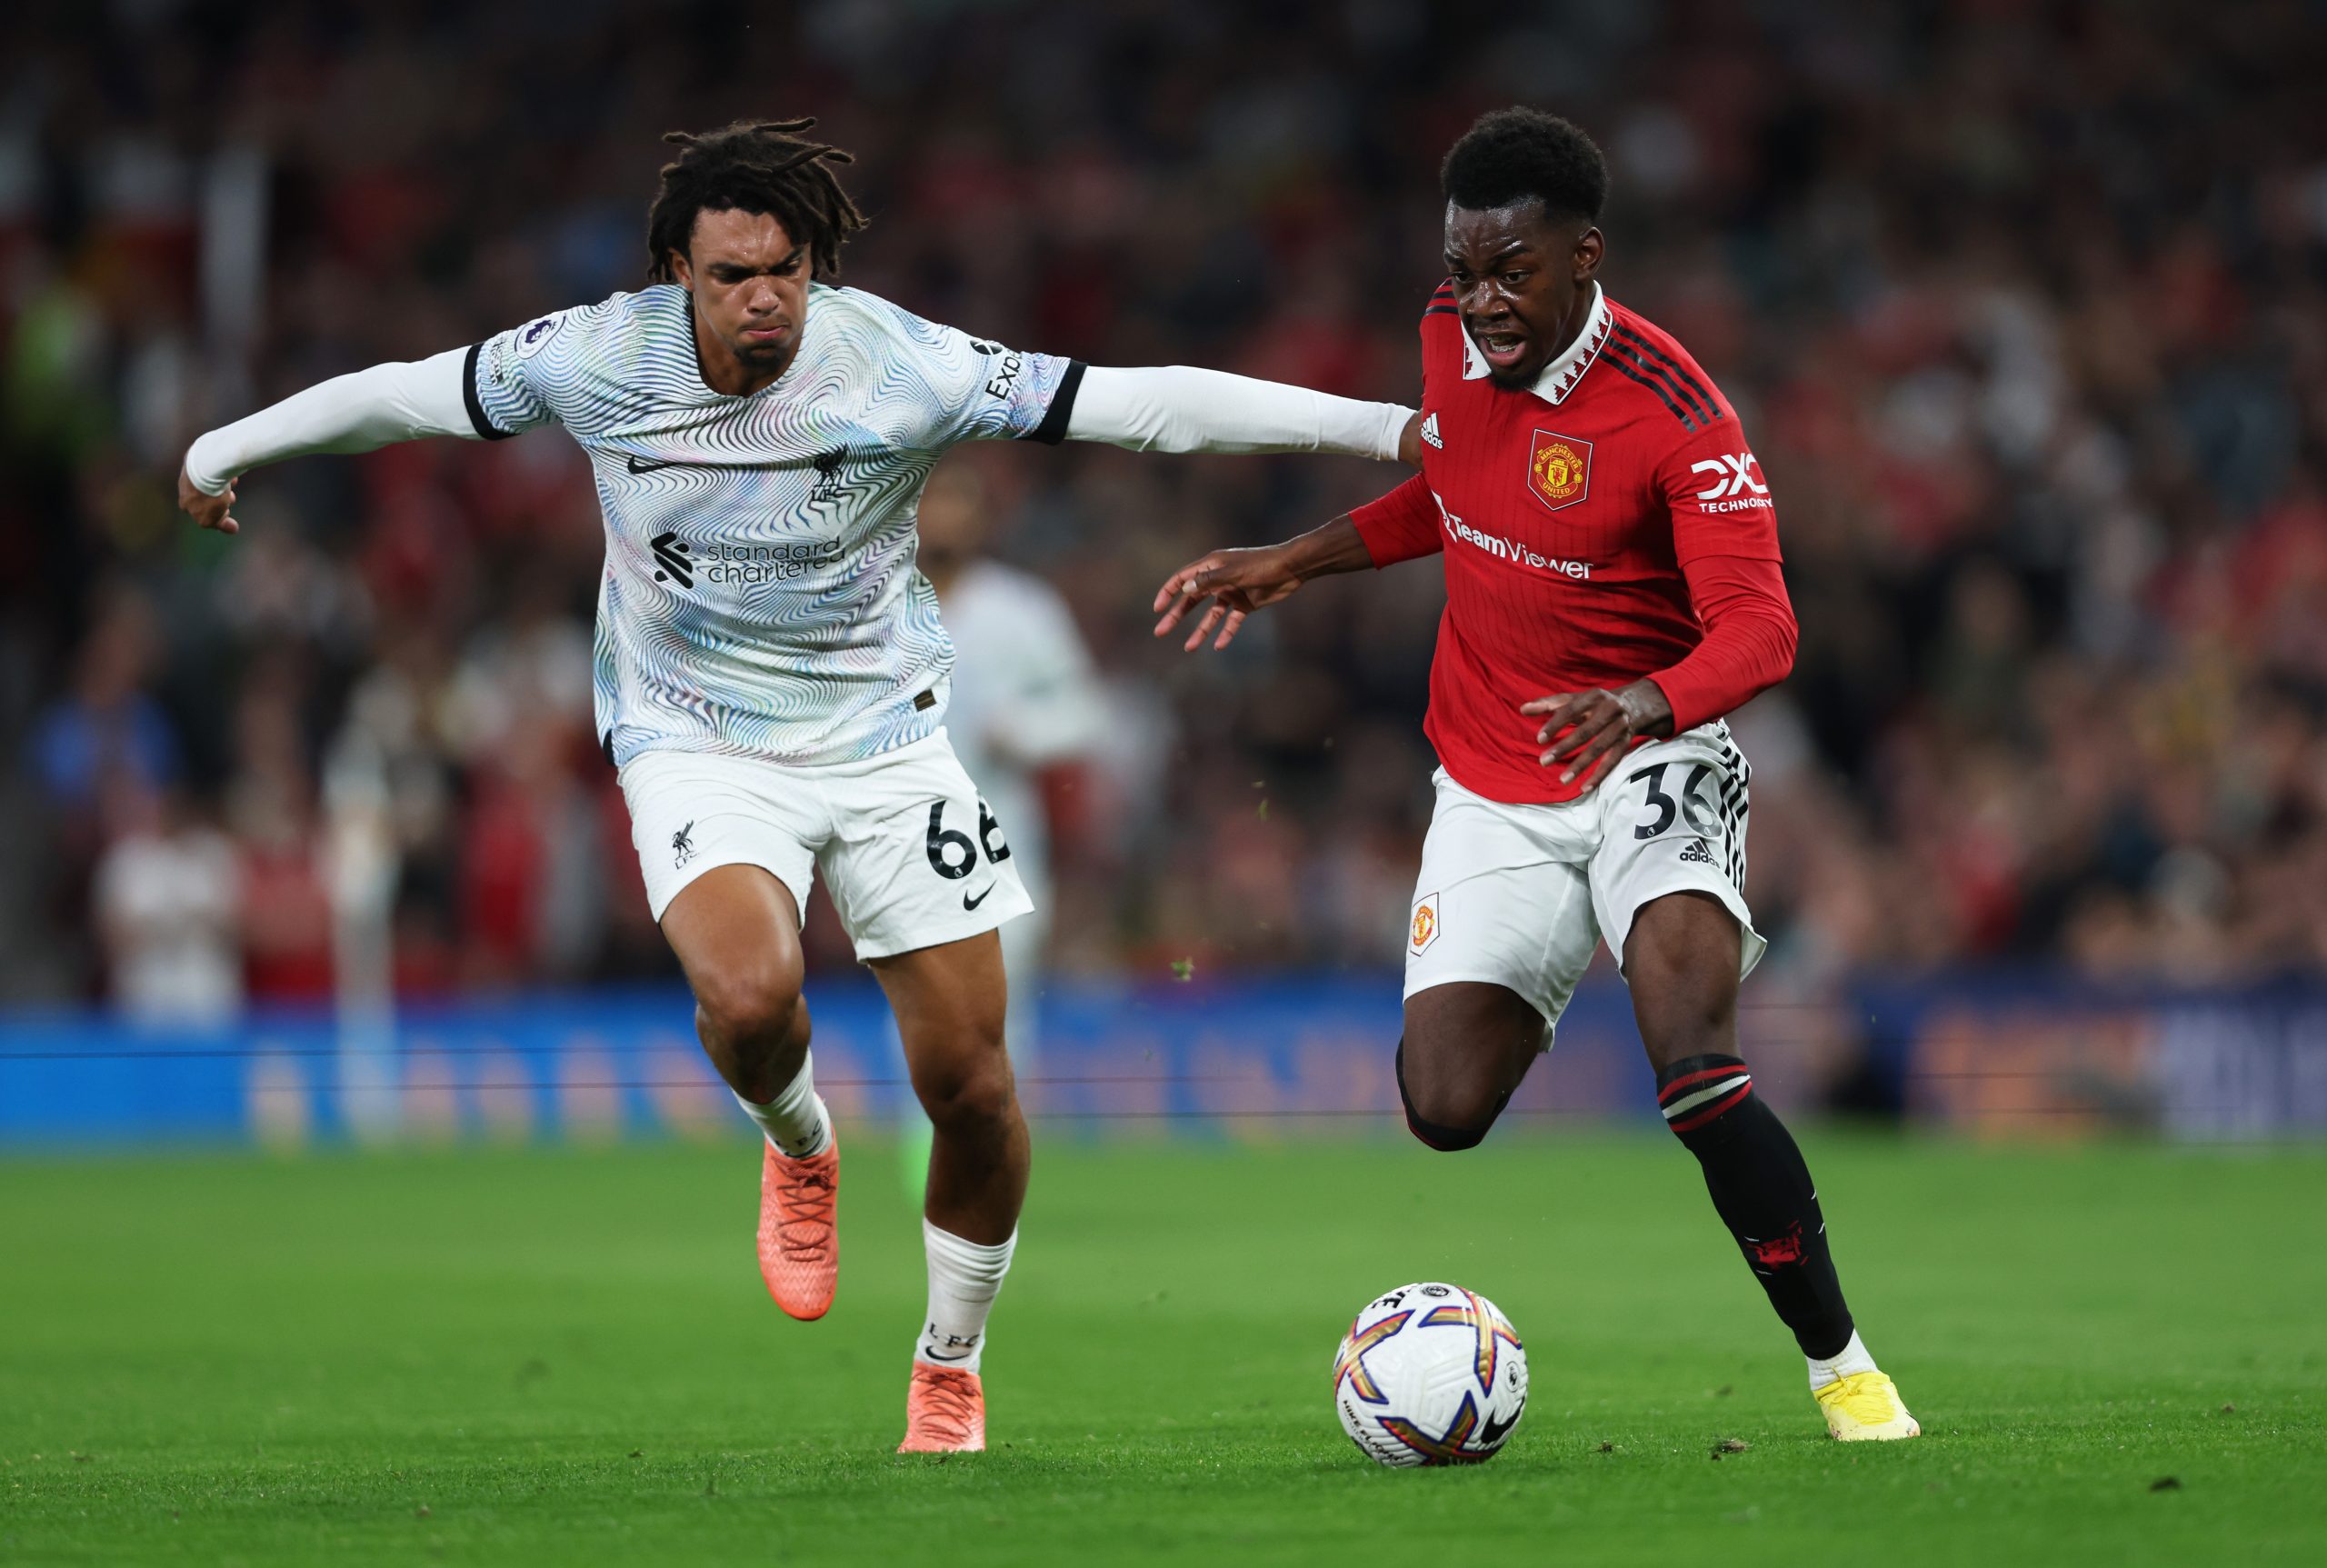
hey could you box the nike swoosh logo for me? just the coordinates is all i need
[625,455,682,474]
[962,885,995,911]
[922,1347,974,1363]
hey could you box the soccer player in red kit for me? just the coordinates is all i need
[1154,108,1918,1441]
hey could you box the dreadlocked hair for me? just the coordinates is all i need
[644,118,868,284]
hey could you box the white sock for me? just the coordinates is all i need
[914,1220,1016,1373]
[1806,1329,1879,1391]
[732,1052,831,1159]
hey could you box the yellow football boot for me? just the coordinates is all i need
[1814,1370,1922,1441]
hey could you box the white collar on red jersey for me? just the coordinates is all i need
[1459,281,1612,404]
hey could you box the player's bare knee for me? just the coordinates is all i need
[1396,1042,1501,1153]
[917,1049,1016,1134]
[693,963,805,1053]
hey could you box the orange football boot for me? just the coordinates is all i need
[897,1363,985,1453]
[756,1134,839,1320]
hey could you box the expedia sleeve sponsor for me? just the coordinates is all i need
[972,341,1025,401]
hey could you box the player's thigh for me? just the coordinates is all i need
[816,732,1034,963]
[660,864,808,1034]
[1586,724,1765,987]
[620,749,818,934]
[1400,981,1549,1117]
[868,930,1015,1125]
[621,750,818,1020]
[1404,774,1602,1052]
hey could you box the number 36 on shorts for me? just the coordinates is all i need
[1621,733,1750,893]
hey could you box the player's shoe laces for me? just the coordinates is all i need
[897,1363,985,1453]
[756,1135,839,1321]
[1814,1370,1921,1441]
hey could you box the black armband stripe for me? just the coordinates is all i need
[1024,359,1087,445]
[462,342,515,441]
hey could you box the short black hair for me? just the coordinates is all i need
[645,118,868,285]
[1440,107,1608,226]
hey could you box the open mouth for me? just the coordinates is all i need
[1470,325,1529,370]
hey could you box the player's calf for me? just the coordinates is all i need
[909,1033,1024,1204]
[715,990,839,1323]
[661,865,839,1317]
[1625,895,1853,1355]
[874,934,1026,1451]
[1654,1050,1853,1356]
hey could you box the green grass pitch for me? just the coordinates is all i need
[4,1130,2322,1565]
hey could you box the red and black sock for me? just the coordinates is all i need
[1657,1053,1854,1359]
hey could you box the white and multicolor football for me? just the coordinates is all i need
[1332,1282,1528,1467]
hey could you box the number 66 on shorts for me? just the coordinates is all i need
[1403,720,1766,1045]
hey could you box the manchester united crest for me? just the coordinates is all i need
[1410,894,1440,953]
[1526,429,1593,514]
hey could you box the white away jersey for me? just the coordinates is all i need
[464,283,1080,766]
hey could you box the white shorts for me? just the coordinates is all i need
[1404,722,1765,1044]
[618,731,1034,961]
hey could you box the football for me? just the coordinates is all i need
[1332,1282,1529,1466]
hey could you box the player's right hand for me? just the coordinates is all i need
[177,463,241,534]
[1153,547,1304,651]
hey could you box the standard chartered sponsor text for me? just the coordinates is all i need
[698,538,846,584]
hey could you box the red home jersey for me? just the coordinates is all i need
[1350,282,1797,805]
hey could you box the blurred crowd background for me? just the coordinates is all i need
[5,0,2326,1019]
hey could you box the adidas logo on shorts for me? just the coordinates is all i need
[1677,838,1714,866]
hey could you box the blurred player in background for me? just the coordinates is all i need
[903,464,1104,1185]
[1157,108,1918,1443]
[178,118,1416,1453]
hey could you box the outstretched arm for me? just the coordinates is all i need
[177,348,479,532]
[1062,365,1416,463]
[1152,515,1375,651]
[1152,468,1443,651]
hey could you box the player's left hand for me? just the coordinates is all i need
[1523,680,1674,791]
[1152,545,1306,651]
[177,463,241,534]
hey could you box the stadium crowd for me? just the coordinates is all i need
[5,0,2325,1013]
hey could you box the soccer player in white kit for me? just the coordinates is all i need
[177,119,1416,1453]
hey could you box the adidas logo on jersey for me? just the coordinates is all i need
[1421,412,1443,449]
